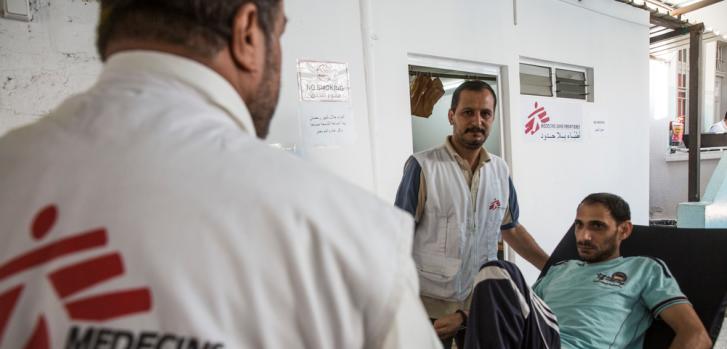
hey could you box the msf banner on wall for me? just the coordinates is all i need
[521,95,583,142]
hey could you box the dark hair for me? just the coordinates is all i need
[450,80,498,111]
[96,0,281,60]
[724,111,727,121]
[580,193,631,224]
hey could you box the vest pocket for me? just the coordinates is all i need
[414,252,462,282]
[445,214,463,258]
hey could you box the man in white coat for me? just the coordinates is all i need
[0,1,441,348]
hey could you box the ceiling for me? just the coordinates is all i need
[616,0,726,54]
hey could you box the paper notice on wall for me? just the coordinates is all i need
[299,102,356,147]
[297,60,351,102]
[591,119,607,136]
[521,95,583,142]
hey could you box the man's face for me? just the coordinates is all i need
[574,203,628,263]
[249,1,286,138]
[448,89,495,150]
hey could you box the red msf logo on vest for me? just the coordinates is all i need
[0,205,152,349]
[524,102,550,135]
[489,199,501,210]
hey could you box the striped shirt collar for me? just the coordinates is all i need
[444,136,491,168]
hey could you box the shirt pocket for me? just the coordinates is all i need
[416,212,448,255]
[414,252,462,283]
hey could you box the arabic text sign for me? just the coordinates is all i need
[297,60,351,102]
[300,102,356,147]
[521,95,582,142]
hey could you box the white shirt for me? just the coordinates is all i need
[710,120,727,133]
[0,51,441,349]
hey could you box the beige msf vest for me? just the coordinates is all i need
[413,145,510,302]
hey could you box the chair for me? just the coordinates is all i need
[541,224,727,348]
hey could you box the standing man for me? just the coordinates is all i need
[709,111,727,133]
[395,80,549,347]
[0,1,441,348]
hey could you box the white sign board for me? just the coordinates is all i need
[592,119,607,136]
[299,103,356,147]
[297,60,351,102]
[521,95,583,141]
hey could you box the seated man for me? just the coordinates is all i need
[464,193,712,349]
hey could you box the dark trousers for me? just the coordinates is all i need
[463,260,561,349]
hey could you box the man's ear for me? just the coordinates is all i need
[448,109,455,125]
[230,3,265,73]
[618,221,633,241]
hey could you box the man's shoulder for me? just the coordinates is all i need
[550,259,581,271]
[486,153,508,168]
[622,256,674,277]
[412,145,447,160]
[247,142,412,226]
[487,152,506,162]
[540,260,582,281]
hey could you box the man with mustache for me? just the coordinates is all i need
[464,193,711,349]
[395,80,549,348]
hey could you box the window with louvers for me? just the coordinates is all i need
[555,68,587,100]
[519,63,552,97]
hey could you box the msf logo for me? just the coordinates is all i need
[524,102,550,135]
[0,205,152,348]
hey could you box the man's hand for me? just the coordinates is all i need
[433,312,465,339]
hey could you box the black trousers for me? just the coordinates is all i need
[463,260,561,349]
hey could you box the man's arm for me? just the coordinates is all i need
[500,178,549,270]
[394,156,423,223]
[660,303,712,349]
[501,224,549,270]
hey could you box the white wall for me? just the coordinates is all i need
[0,0,101,136]
[0,0,379,192]
[270,0,376,191]
[363,0,650,282]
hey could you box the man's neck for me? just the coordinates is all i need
[449,137,481,171]
[589,253,622,264]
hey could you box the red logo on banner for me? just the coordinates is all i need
[524,102,550,135]
[0,205,152,349]
[489,199,501,210]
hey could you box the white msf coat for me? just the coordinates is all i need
[0,51,441,349]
